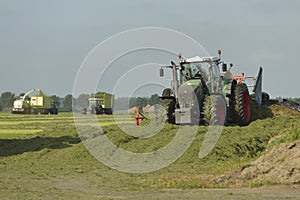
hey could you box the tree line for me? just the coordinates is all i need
[114,94,160,110]
[1,91,300,112]
[0,91,160,112]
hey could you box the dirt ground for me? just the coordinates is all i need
[241,139,300,185]
[112,186,300,200]
[2,184,300,200]
[82,185,300,200]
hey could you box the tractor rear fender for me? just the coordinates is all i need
[223,80,237,95]
[160,96,176,100]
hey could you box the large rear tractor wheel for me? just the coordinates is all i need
[234,83,251,126]
[95,106,104,115]
[203,95,226,126]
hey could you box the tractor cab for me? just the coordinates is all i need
[82,92,114,115]
[87,98,103,114]
[88,98,99,108]
[179,56,223,93]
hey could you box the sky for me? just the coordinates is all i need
[1,0,300,98]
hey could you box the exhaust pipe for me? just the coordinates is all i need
[171,61,179,99]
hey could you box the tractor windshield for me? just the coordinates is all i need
[180,62,212,81]
[180,61,222,92]
[89,100,98,107]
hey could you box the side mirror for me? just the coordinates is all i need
[222,63,227,72]
[159,68,164,77]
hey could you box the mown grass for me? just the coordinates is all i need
[276,124,300,142]
[0,106,300,199]
[0,129,43,139]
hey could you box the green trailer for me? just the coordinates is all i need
[30,95,58,114]
[11,89,58,115]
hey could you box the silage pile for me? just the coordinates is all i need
[241,139,300,184]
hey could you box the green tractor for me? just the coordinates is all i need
[82,92,114,115]
[159,50,263,126]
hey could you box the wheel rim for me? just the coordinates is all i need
[243,91,251,122]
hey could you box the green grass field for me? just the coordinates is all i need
[1,105,300,199]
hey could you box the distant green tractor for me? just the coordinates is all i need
[159,50,263,126]
[82,92,114,115]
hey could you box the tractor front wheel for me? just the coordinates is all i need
[160,98,176,124]
[160,88,176,124]
[203,95,226,126]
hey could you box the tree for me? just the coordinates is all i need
[135,97,147,110]
[50,95,61,108]
[1,92,15,108]
[0,96,2,111]
[148,94,160,106]
[62,94,74,112]
[114,97,130,110]
[129,97,136,108]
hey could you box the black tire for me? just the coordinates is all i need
[203,95,226,125]
[160,88,175,124]
[160,98,176,124]
[162,88,172,97]
[104,108,113,115]
[250,92,270,105]
[42,109,49,115]
[96,106,104,115]
[262,92,270,104]
[234,83,251,126]
[32,109,38,114]
[51,108,58,115]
